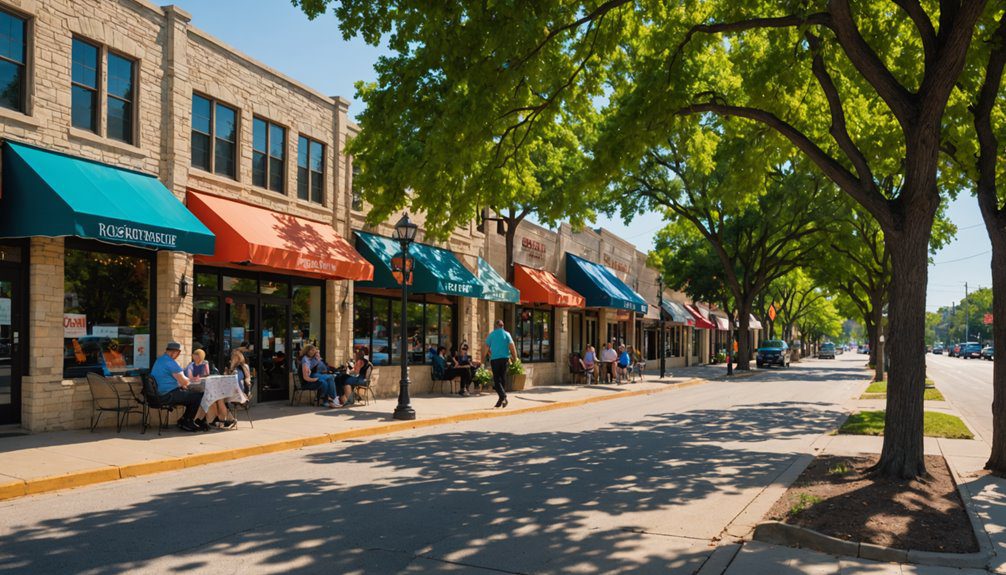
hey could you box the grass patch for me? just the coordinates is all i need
[860,380,944,401]
[828,461,851,476]
[839,410,973,439]
[789,492,822,516]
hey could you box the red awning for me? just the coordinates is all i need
[186,190,373,281]
[514,264,585,307]
[684,304,716,330]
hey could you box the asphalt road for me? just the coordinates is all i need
[0,360,867,575]
[927,352,995,445]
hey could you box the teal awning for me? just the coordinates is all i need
[661,301,692,324]
[354,231,483,298]
[476,257,519,303]
[565,253,648,313]
[0,142,215,254]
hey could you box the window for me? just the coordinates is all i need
[71,38,99,132]
[106,53,135,143]
[516,307,553,363]
[351,163,363,211]
[253,117,286,192]
[297,136,325,203]
[353,293,455,366]
[0,9,25,113]
[190,94,237,178]
[292,284,322,357]
[63,242,153,378]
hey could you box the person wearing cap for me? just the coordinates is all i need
[151,342,207,432]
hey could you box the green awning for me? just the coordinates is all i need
[476,257,519,303]
[0,142,215,254]
[354,231,483,298]
[565,253,648,313]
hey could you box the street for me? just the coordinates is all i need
[927,352,996,446]
[0,360,868,574]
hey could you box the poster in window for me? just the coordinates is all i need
[133,333,150,368]
[275,337,285,354]
[64,313,87,338]
[92,325,119,338]
[0,298,9,326]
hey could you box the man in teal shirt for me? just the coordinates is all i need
[484,319,517,408]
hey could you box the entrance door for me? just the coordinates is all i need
[0,269,22,425]
[259,302,290,402]
[224,297,257,395]
[585,315,598,350]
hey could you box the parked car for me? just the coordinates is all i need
[756,339,791,368]
[818,342,836,360]
[982,346,995,361]
[960,342,983,359]
[932,345,944,355]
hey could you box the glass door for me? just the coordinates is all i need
[259,302,290,402]
[585,315,598,350]
[0,269,22,425]
[224,297,257,394]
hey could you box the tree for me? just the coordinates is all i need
[618,122,837,370]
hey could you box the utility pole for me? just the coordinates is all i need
[965,282,970,342]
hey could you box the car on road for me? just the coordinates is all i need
[932,345,944,355]
[949,343,962,357]
[756,339,791,368]
[982,346,995,361]
[960,342,983,359]
[818,342,836,360]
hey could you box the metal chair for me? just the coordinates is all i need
[86,372,141,432]
[140,374,178,435]
[568,353,587,385]
[291,370,323,406]
[350,364,376,406]
[229,376,255,428]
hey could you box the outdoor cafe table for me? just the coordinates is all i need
[198,374,248,412]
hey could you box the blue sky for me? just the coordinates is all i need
[169,0,992,314]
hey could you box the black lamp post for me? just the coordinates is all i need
[658,275,666,379]
[392,213,419,421]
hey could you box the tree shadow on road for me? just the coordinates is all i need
[0,402,847,574]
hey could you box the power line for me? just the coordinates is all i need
[931,250,991,265]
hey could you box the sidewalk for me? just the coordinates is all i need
[712,374,1006,575]
[0,364,736,502]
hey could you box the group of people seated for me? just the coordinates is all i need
[575,341,642,384]
[432,343,480,396]
[151,342,249,432]
[298,344,372,408]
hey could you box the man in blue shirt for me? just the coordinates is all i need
[151,341,205,431]
[484,319,517,408]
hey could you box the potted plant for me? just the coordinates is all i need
[472,366,493,392]
[506,359,527,391]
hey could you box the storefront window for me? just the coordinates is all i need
[261,279,289,297]
[291,284,320,357]
[196,272,218,290]
[63,244,152,378]
[193,298,219,364]
[353,293,455,366]
[515,307,553,363]
[222,275,256,293]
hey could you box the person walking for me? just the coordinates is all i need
[484,319,517,408]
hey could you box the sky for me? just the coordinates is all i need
[170,0,994,315]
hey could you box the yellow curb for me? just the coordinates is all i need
[9,377,709,501]
[25,467,120,495]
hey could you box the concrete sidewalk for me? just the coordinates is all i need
[0,364,741,501]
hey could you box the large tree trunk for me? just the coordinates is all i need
[871,297,884,381]
[984,225,1006,472]
[736,298,753,370]
[872,212,933,479]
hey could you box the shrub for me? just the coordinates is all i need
[507,358,525,376]
[472,367,493,387]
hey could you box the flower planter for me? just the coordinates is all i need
[506,373,527,391]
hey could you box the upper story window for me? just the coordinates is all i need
[252,117,285,193]
[297,135,324,203]
[351,163,363,211]
[191,93,237,178]
[0,9,27,113]
[106,53,135,144]
[71,38,99,132]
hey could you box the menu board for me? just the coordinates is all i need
[64,313,86,338]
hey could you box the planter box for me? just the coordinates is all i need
[506,373,527,391]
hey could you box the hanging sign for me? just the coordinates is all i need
[984,313,994,325]
[63,313,87,338]
[768,304,777,321]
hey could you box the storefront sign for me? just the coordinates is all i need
[0,298,9,326]
[92,325,118,338]
[63,313,87,338]
[133,333,150,368]
[602,254,630,274]
[443,282,476,295]
[521,237,547,261]
[96,222,178,249]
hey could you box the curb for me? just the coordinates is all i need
[753,517,994,569]
[0,377,708,502]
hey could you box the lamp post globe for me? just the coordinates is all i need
[393,213,418,421]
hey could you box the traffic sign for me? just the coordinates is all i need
[984,312,993,325]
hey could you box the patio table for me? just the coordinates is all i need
[199,374,248,412]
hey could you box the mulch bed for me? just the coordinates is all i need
[765,454,978,553]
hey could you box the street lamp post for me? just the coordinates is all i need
[658,276,666,379]
[393,214,419,421]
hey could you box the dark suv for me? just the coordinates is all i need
[756,340,791,368]
[960,342,983,359]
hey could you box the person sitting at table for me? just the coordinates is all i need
[334,348,372,407]
[582,344,598,383]
[151,342,207,432]
[188,349,235,428]
[299,344,340,408]
[599,342,618,383]
[454,343,477,396]
[432,346,471,394]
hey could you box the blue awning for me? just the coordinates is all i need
[0,141,215,254]
[564,253,648,313]
[661,301,693,324]
[476,257,520,303]
[354,231,483,298]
